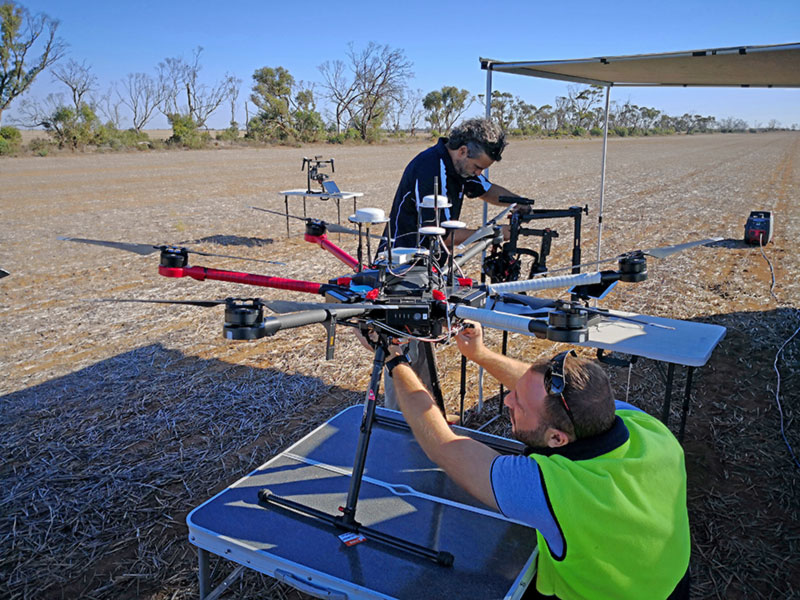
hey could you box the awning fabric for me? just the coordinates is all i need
[480,43,800,88]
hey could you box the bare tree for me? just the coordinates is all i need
[96,83,123,128]
[348,42,413,140]
[318,58,359,134]
[0,2,66,125]
[51,59,96,114]
[119,72,165,132]
[405,88,425,136]
[157,47,236,128]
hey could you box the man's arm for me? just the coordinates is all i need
[455,322,530,389]
[479,183,518,206]
[388,361,501,510]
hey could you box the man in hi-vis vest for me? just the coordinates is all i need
[379,321,690,600]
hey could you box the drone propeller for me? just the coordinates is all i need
[0,268,9,279]
[263,299,392,314]
[456,204,516,250]
[90,298,228,308]
[251,206,384,240]
[58,236,286,265]
[527,236,724,278]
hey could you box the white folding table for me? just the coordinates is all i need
[279,189,364,237]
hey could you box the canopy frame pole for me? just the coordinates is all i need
[597,85,612,282]
[477,65,494,412]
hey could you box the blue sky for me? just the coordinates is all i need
[8,0,800,129]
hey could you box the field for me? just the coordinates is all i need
[1,133,798,599]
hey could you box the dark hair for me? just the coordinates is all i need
[446,118,507,162]
[531,355,615,439]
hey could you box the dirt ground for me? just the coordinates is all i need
[1,133,798,599]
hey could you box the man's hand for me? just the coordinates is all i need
[455,321,486,362]
[353,327,408,359]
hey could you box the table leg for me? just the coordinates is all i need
[336,198,342,243]
[198,547,210,599]
[678,367,694,442]
[284,196,290,238]
[660,363,676,426]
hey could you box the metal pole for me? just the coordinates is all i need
[597,86,611,268]
[478,65,494,412]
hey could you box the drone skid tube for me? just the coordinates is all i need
[455,305,549,337]
[304,233,359,271]
[488,271,603,295]
[158,265,324,295]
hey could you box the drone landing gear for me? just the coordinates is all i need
[258,344,455,567]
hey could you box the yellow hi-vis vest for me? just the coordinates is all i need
[532,409,690,599]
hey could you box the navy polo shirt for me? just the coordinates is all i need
[381,138,492,250]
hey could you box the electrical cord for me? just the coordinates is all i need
[773,315,800,471]
[758,234,779,302]
[757,233,799,470]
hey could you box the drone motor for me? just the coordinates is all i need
[617,252,648,283]
[224,299,268,340]
[159,247,190,268]
[546,304,589,343]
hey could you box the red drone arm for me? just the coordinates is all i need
[159,265,324,295]
[304,233,359,271]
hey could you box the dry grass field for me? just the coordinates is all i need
[1,133,798,599]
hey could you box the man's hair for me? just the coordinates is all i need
[531,355,616,440]
[446,118,507,162]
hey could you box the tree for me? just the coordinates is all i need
[118,72,165,132]
[318,58,359,134]
[157,47,236,128]
[0,2,66,124]
[422,86,472,134]
[51,59,96,115]
[248,66,324,142]
[319,42,412,141]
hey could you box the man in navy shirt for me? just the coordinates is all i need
[381,117,518,252]
[380,118,518,410]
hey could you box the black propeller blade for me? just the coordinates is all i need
[251,206,384,240]
[264,299,390,314]
[535,236,724,277]
[58,236,285,265]
[90,298,228,308]
[0,268,9,279]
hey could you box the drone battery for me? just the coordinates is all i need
[744,211,773,244]
[385,304,435,335]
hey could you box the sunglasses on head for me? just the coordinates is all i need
[544,350,578,431]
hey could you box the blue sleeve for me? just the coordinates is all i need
[490,454,564,556]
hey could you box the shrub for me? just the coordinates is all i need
[589,127,604,137]
[166,114,207,149]
[216,123,240,142]
[572,126,587,137]
[0,126,22,155]
[28,137,51,156]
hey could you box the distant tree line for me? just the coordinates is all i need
[1,1,794,156]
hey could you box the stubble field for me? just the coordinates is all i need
[1,132,798,599]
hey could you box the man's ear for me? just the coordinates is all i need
[545,428,572,448]
[456,145,468,158]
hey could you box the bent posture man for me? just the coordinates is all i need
[381,117,517,251]
[381,118,518,409]
[379,323,691,600]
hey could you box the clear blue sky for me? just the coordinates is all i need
[8,0,800,129]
